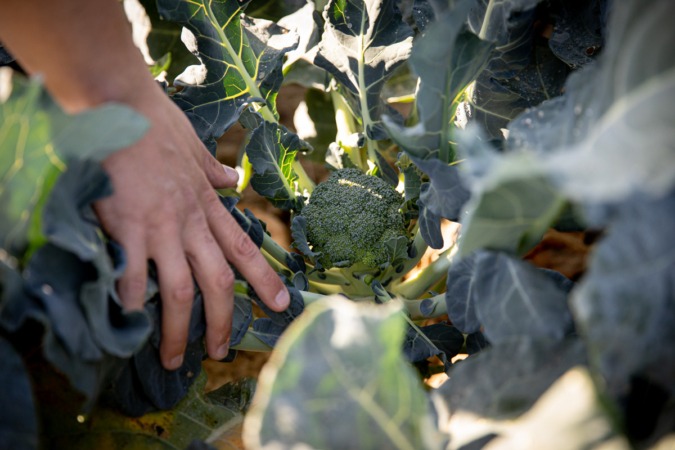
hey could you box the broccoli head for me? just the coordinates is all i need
[299,168,408,269]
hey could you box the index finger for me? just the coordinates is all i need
[204,195,290,311]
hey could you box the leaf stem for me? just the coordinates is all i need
[390,242,457,299]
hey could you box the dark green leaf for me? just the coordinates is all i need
[314,0,413,141]
[508,0,675,202]
[438,337,585,419]
[418,205,444,249]
[157,0,298,150]
[458,145,566,257]
[243,297,444,449]
[437,365,629,449]
[548,0,607,69]
[570,192,675,397]
[136,0,200,81]
[467,0,571,139]
[474,251,573,343]
[413,156,470,222]
[247,121,308,210]
[385,0,493,162]
[0,337,38,450]
[445,252,480,333]
[1,161,151,402]
[290,215,322,267]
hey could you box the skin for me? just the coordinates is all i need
[0,0,289,370]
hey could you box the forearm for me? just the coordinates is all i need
[0,0,156,112]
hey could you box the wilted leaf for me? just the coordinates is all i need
[244,296,444,449]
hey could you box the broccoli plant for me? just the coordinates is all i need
[1,0,674,448]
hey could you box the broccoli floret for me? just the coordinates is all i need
[299,168,408,269]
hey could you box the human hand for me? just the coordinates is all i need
[94,86,290,370]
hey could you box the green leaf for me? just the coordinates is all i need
[39,368,249,450]
[439,366,630,450]
[157,0,298,150]
[314,0,413,141]
[385,0,493,162]
[135,0,201,81]
[458,149,566,257]
[473,252,573,343]
[243,296,444,450]
[0,336,37,449]
[570,192,675,397]
[467,0,571,139]
[438,337,586,420]
[247,121,308,211]
[509,0,675,202]
[0,70,148,257]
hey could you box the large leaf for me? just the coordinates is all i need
[0,336,37,450]
[134,0,200,81]
[458,147,566,257]
[0,160,151,402]
[40,366,249,450]
[438,337,586,420]
[412,156,471,248]
[385,0,493,162]
[508,0,675,202]
[445,252,480,333]
[547,0,607,69]
[473,251,573,343]
[314,0,413,141]
[157,0,298,151]
[438,366,630,450]
[570,192,675,397]
[243,296,444,449]
[467,0,573,139]
[0,69,148,257]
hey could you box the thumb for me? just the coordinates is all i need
[202,150,239,189]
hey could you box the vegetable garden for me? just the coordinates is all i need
[1,0,674,448]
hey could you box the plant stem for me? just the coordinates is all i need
[331,88,367,171]
[390,243,457,299]
[402,294,447,320]
[231,333,273,352]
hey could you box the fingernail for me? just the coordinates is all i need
[274,289,290,309]
[215,341,230,360]
[168,355,183,370]
[222,164,239,182]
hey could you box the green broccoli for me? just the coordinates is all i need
[299,168,408,269]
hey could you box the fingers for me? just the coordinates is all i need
[183,221,234,361]
[151,231,195,371]
[203,193,290,312]
[201,149,238,189]
[116,233,148,311]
